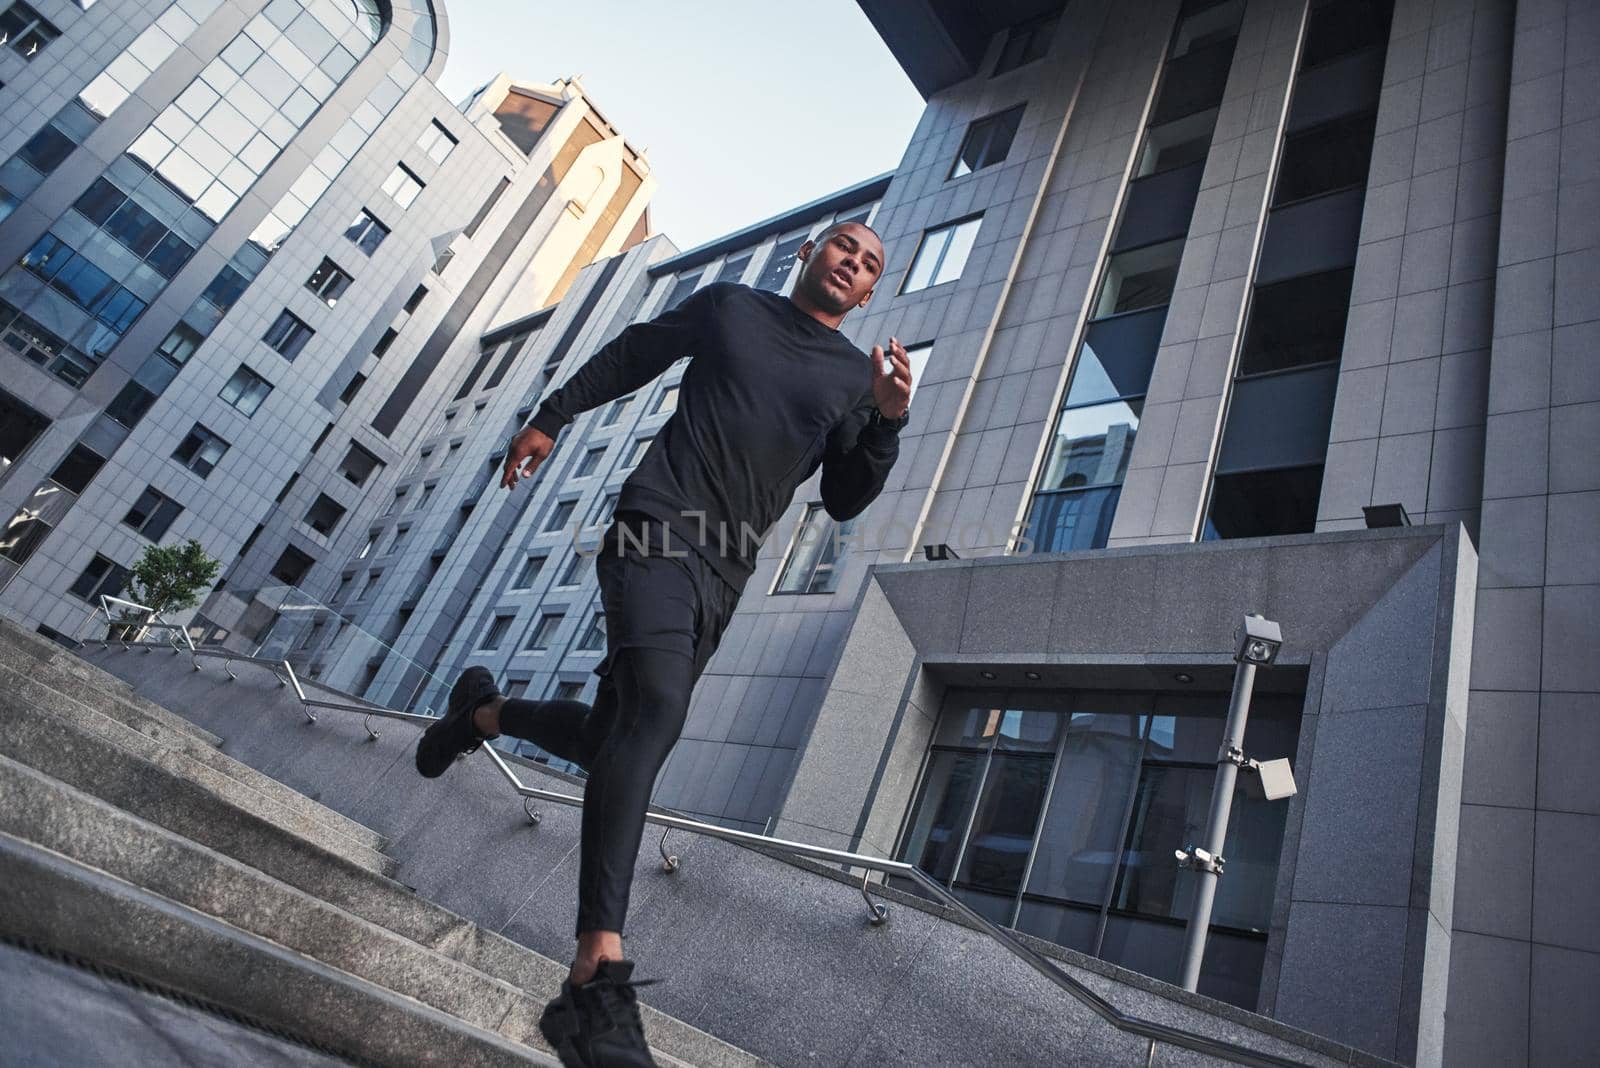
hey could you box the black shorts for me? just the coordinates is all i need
[591,509,740,682]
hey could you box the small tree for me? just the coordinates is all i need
[111,539,221,640]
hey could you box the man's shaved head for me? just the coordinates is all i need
[815,219,882,248]
[789,219,885,325]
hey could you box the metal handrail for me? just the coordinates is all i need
[85,637,1318,1068]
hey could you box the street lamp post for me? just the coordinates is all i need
[1175,612,1296,994]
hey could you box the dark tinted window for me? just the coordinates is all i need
[0,387,49,466]
[950,106,1026,179]
[49,444,105,493]
[1273,111,1377,205]
[1300,0,1395,69]
[1237,268,1354,374]
[1205,465,1325,539]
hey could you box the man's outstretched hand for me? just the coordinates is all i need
[501,424,556,489]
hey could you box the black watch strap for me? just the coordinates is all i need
[868,406,909,432]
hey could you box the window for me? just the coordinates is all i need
[1204,466,1326,540]
[753,234,809,293]
[775,503,857,595]
[48,444,105,493]
[993,12,1057,75]
[718,250,754,284]
[480,614,514,650]
[311,424,334,452]
[543,499,576,532]
[121,489,183,546]
[344,209,390,255]
[1300,0,1393,69]
[524,612,563,651]
[1236,268,1354,376]
[338,373,367,404]
[1272,111,1377,206]
[263,310,314,361]
[1093,240,1183,318]
[384,489,406,516]
[20,233,146,336]
[651,386,678,415]
[380,164,425,209]
[511,553,547,590]
[416,119,457,164]
[69,554,129,602]
[389,526,412,554]
[463,178,510,238]
[622,437,652,468]
[950,106,1025,179]
[372,327,399,359]
[552,680,584,701]
[576,610,605,651]
[895,688,1299,1008]
[219,365,273,416]
[357,530,378,559]
[303,494,347,536]
[305,258,353,305]
[902,217,983,293]
[0,299,96,387]
[0,388,49,472]
[1136,109,1218,178]
[662,272,701,313]
[588,493,617,529]
[72,178,194,279]
[270,546,316,586]
[557,552,589,587]
[403,285,427,313]
[1169,0,1245,59]
[575,447,606,477]
[338,442,383,487]
[493,89,559,154]
[0,2,59,60]
[600,396,632,427]
[274,474,298,504]
[172,424,229,478]
[414,483,435,511]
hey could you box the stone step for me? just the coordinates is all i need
[0,688,395,878]
[0,754,758,1068]
[0,647,389,856]
[0,829,557,1067]
[0,616,226,748]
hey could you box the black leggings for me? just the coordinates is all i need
[496,643,695,937]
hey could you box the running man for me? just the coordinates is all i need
[414,220,912,1067]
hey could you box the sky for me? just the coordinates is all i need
[434,0,926,252]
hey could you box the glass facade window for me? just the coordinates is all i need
[337,442,382,486]
[372,326,399,358]
[1093,240,1183,317]
[1273,110,1377,205]
[263,309,314,360]
[19,233,148,337]
[896,687,1301,1008]
[172,423,229,477]
[50,444,107,494]
[78,0,221,119]
[622,436,652,468]
[1135,109,1218,178]
[1300,0,1393,68]
[270,545,315,586]
[576,610,605,651]
[0,2,59,59]
[752,234,808,293]
[0,298,98,388]
[338,372,365,403]
[717,250,754,285]
[1168,0,1245,59]
[557,552,588,587]
[575,447,605,477]
[344,209,390,255]
[651,385,679,415]
[403,284,427,313]
[1204,465,1326,540]
[902,216,983,293]
[599,395,632,427]
[775,503,856,595]
[305,257,353,304]
[993,12,1057,75]
[1236,267,1354,375]
[219,364,273,415]
[69,553,130,602]
[524,612,562,651]
[416,119,457,164]
[0,388,49,472]
[303,493,346,536]
[493,89,560,154]
[662,271,700,313]
[950,106,1025,179]
[544,498,576,532]
[380,163,425,209]
[511,553,546,590]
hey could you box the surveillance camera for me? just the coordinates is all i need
[1234,613,1282,665]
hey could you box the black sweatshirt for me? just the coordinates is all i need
[526,281,902,594]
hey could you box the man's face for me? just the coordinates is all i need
[796,223,884,315]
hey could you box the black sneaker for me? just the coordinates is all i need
[538,960,660,1068]
[414,666,499,778]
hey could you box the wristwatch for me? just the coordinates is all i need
[867,405,911,433]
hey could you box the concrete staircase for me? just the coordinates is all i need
[0,617,764,1067]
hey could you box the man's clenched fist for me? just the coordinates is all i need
[501,424,556,489]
